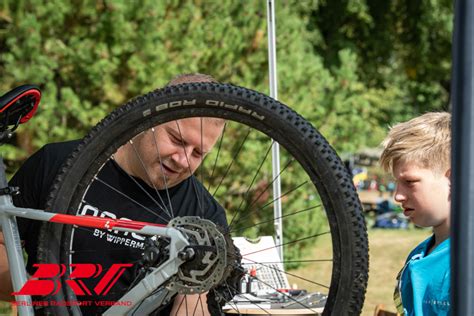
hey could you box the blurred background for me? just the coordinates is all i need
[0,1,452,315]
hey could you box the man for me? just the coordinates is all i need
[0,73,227,315]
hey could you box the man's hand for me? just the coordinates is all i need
[0,232,14,301]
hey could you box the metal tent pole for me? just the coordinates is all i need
[451,0,474,315]
[266,0,283,261]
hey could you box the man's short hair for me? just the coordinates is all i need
[166,73,218,87]
[165,73,224,127]
[380,112,451,174]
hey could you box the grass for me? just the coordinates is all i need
[288,227,431,315]
[363,228,431,315]
[0,302,12,316]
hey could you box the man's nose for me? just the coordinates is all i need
[171,147,192,169]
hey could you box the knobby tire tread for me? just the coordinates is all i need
[37,83,368,316]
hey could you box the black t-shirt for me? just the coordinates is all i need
[10,140,228,315]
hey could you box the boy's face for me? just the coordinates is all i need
[393,161,451,229]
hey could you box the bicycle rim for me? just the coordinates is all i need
[37,83,368,315]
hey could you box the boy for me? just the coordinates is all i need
[380,112,451,315]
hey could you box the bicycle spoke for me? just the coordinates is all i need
[211,127,252,197]
[200,118,204,218]
[184,295,188,316]
[230,139,275,223]
[150,127,175,218]
[242,259,330,290]
[221,282,272,315]
[90,176,171,223]
[230,204,321,234]
[198,294,205,316]
[228,157,295,228]
[225,248,334,266]
[127,139,173,218]
[230,179,308,229]
[248,272,325,310]
[174,120,204,216]
[174,294,186,316]
[259,180,308,211]
[217,285,241,314]
[223,281,241,314]
[242,231,330,258]
[248,259,333,264]
[207,122,227,192]
[191,294,202,316]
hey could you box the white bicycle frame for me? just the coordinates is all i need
[0,158,193,316]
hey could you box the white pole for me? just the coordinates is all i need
[266,0,283,262]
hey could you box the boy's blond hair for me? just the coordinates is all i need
[380,112,451,174]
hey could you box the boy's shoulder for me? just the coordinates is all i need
[405,235,432,261]
[406,235,450,263]
[401,235,451,315]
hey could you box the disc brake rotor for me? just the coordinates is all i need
[166,216,228,294]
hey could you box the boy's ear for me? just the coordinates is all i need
[445,169,451,187]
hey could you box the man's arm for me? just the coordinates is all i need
[170,294,210,316]
[0,232,14,301]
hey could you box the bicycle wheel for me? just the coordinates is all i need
[37,82,368,315]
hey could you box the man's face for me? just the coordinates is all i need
[116,117,224,189]
[393,161,451,228]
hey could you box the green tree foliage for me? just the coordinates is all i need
[0,0,453,268]
[306,0,452,114]
[0,1,453,157]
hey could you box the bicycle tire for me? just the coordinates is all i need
[37,82,368,315]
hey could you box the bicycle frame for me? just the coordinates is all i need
[0,157,192,316]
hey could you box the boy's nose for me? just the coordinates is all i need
[394,186,406,202]
[394,193,405,202]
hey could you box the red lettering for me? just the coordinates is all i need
[65,264,102,295]
[12,264,65,296]
[94,264,133,295]
[12,263,132,297]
